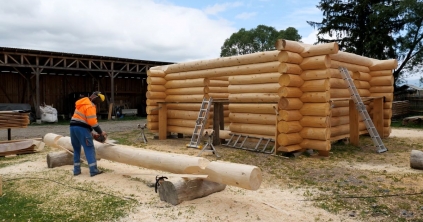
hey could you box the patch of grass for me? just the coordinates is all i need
[0,172,136,222]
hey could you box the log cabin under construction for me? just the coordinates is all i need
[146,39,396,155]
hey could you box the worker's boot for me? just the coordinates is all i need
[89,164,103,177]
[73,162,81,176]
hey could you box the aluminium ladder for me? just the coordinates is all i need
[338,67,388,153]
[187,97,213,148]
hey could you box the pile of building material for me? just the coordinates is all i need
[0,139,45,157]
[0,111,30,128]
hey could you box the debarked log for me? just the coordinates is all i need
[159,177,226,205]
[47,151,74,168]
[409,150,423,170]
[43,133,262,191]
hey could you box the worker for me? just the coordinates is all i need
[70,91,107,177]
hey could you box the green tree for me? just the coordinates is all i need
[307,0,423,87]
[220,25,301,57]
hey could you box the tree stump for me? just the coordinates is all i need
[158,178,226,205]
[47,151,74,168]
[410,150,423,170]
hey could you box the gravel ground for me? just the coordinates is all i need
[0,119,147,141]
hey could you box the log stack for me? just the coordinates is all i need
[146,39,397,153]
[369,59,397,137]
[0,111,30,129]
[146,66,167,132]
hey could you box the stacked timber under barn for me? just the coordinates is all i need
[146,39,397,154]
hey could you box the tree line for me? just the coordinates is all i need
[220,0,423,87]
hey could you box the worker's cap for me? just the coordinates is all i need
[92,91,105,102]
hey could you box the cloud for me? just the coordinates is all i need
[203,2,243,15]
[0,0,237,62]
[301,30,318,44]
[235,12,257,20]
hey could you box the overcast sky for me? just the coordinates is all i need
[0,0,324,63]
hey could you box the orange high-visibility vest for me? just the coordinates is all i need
[71,97,99,128]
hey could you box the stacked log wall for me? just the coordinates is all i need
[146,39,396,152]
[146,66,167,132]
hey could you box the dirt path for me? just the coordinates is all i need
[2,123,422,221]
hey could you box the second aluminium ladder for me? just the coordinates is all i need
[187,97,213,149]
[339,67,388,153]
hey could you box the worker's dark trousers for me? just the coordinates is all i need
[70,126,100,175]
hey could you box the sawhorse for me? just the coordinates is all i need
[197,131,220,158]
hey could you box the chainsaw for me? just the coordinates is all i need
[92,133,115,146]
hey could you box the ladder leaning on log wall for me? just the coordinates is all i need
[145,39,397,155]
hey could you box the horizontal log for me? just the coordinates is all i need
[300,103,330,116]
[165,50,279,74]
[158,178,226,205]
[228,83,280,94]
[147,115,158,122]
[165,95,206,103]
[369,86,394,93]
[228,93,279,103]
[277,145,302,152]
[331,107,349,117]
[353,71,372,81]
[168,119,197,128]
[369,70,392,77]
[209,80,229,87]
[300,116,329,128]
[300,127,330,140]
[209,76,229,81]
[300,139,330,151]
[300,91,330,103]
[300,79,330,92]
[208,87,228,93]
[208,93,229,99]
[300,42,339,57]
[278,98,303,110]
[146,106,158,115]
[331,68,353,79]
[275,39,304,53]
[165,87,207,95]
[369,59,398,71]
[299,55,331,70]
[357,81,371,89]
[330,116,350,126]
[277,133,302,146]
[279,74,304,87]
[300,69,332,80]
[229,113,276,125]
[168,110,200,120]
[147,84,166,92]
[277,121,302,133]
[165,61,280,80]
[147,69,166,77]
[165,78,210,89]
[330,78,348,88]
[278,51,303,64]
[47,151,74,168]
[278,87,303,98]
[370,93,393,102]
[147,122,158,130]
[229,73,281,85]
[278,63,302,74]
[230,123,275,136]
[329,51,373,67]
[167,103,202,110]
[229,104,276,114]
[147,77,166,85]
[146,91,166,99]
[369,76,394,86]
[278,110,303,121]
[330,60,370,73]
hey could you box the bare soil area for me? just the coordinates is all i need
[1,121,423,221]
